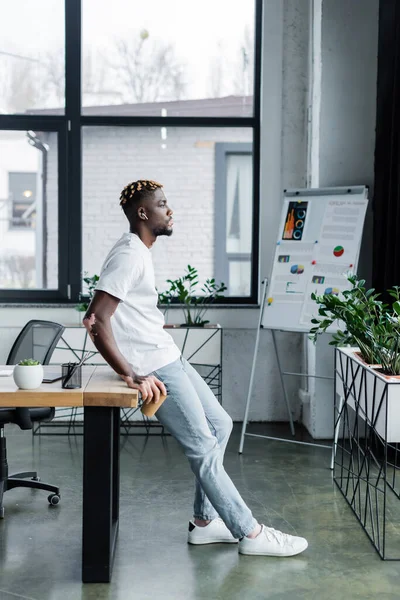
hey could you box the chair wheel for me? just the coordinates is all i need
[0,507,4,519]
[48,494,60,506]
[32,476,40,482]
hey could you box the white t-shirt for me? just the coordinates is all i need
[95,232,180,375]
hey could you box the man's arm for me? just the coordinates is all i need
[83,290,166,403]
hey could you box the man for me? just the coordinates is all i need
[83,179,308,557]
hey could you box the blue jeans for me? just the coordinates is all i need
[152,356,257,539]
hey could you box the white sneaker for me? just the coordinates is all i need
[239,524,308,557]
[188,518,239,545]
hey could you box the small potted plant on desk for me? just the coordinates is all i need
[13,359,44,390]
[158,265,227,327]
[309,274,400,441]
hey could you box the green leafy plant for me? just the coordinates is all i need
[158,265,227,326]
[309,274,400,375]
[18,358,41,366]
[76,273,99,312]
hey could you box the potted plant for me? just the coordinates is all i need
[76,273,99,313]
[13,359,44,390]
[309,274,400,374]
[158,265,227,327]
[310,275,400,441]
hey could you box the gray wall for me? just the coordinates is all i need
[281,0,310,189]
[319,0,378,285]
[255,0,310,427]
[319,0,378,192]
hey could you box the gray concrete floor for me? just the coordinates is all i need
[0,423,399,600]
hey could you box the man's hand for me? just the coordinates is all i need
[120,373,167,404]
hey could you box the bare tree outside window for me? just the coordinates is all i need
[82,50,114,99]
[209,42,225,98]
[233,25,254,97]
[1,255,35,288]
[107,30,187,103]
[0,51,62,113]
[0,58,45,113]
[1,25,253,113]
[41,49,65,107]
[208,26,254,99]
[0,48,108,113]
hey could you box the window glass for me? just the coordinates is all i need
[82,0,255,117]
[0,130,59,289]
[0,1,65,114]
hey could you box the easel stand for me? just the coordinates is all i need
[239,278,333,454]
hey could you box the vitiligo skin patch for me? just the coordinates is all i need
[83,313,97,342]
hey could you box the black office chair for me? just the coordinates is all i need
[0,320,65,518]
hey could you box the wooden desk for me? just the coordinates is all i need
[0,365,139,583]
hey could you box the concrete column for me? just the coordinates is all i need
[305,0,379,438]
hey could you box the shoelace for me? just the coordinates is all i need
[262,526,293,547]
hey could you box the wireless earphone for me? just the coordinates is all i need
[141,212,148,220]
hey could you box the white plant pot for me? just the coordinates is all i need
[13,364,44,390]
[336,347,400,442]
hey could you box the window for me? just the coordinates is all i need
[0,0,261,304]
[0,130,61,291]
[82,0,255,117]
[0,0,65,114]
[215,143,253,296]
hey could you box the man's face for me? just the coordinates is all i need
[143,188,174,237]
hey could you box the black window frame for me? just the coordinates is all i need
[0,0,262,305]
[0,118,69,302]
[215,142,253,299]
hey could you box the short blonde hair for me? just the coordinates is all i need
[119,179,163,207]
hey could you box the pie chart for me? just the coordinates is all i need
[290,264,305,275]
[333,245,344,257]
[325,287,340,296]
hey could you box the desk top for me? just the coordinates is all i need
[84,367,139,407]
[0,365,139,408]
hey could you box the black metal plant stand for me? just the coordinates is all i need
[333,347,400,560]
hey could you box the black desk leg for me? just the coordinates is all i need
[82,406,120,583]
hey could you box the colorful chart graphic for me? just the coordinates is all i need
[333,245,344,257]
[312,275,325,284]
[282,201,308,241]
[325,287,340,296]
[290,264,304,275]
[278,255,290,263]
